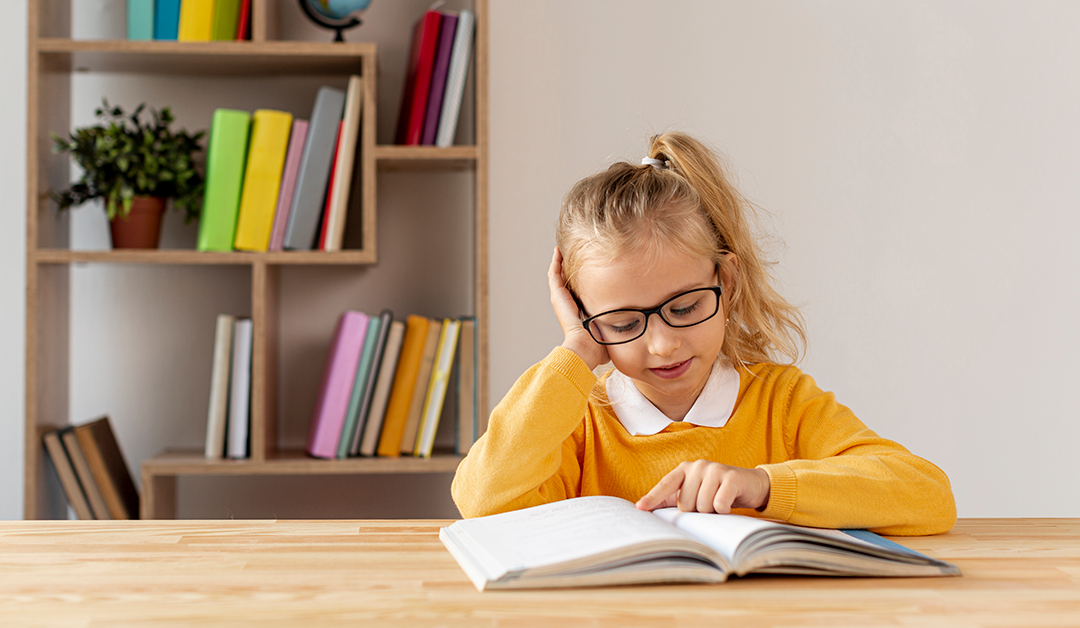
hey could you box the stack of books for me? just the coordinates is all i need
[394,9,476,147]
[127,0,253,41]
[305,311,479,460]
[196,76,364,253]
[41,417,141,520]
[204,315,254,460]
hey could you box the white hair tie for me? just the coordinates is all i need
[641,157,668,170]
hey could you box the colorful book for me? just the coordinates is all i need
[399,318,443,455]
[395,10,443,145]
[211,0,242,40]
[421,12,458,145]
[197,109,251,252]
[455,316,477,455]
[205,313,235,459]
[153,0,181,40]
[268,119,308,252]
[234,109,294,251]
[283,86,346,250]
[376,315,431,457]
[127,0,155,40]
[347,309,394,456]
[177,0,214,41]
[42,428,94,520]
[317,122,343,251]
[337,313,382,459]
[414,318,462,457]
[359,319,406,457]
[323,75,364,252]
[436,10,475,148]
[306,311,370,459]
[73,417,140,520]
[227,318,253,460]
[236,0,251,40]
[61,428,112,520]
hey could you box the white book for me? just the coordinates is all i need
[227,318,253,459]
[205,314,235,459]
[358,320,406,457]
[435,10,475,148]
[413,318,461,457]
[323,75,364,252]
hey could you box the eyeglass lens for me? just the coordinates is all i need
[586,287,720,345]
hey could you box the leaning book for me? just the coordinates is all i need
[439,496,960,591]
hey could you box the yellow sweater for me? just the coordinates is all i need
[452,347,956,536]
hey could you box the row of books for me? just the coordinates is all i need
[394,9,475,147]
[127,0,252,42]
[42,417,141,520]
[205,315,254,459]
[196,77,363,253]
[306,311,478,460]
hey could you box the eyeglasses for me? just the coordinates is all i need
[579,286,723,345]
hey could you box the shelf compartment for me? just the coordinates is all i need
[33,249,378,266]
[36,39,374,76]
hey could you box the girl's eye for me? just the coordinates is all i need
[596,315,642,337]
[666,297,703,319]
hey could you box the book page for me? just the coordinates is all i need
[452,496,700,574]
[652,509,777,561]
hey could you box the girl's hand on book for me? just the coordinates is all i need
[549,247,609,371]
[635,460,771,514]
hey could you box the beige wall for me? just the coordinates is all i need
[2,1,1078,519]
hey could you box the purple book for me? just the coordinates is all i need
[421,12,459,146]
[268,119,308,252]
[306,311,370,458]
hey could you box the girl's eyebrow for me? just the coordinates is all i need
[599,275,719,313]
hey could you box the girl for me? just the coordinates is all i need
[452,132,955,535]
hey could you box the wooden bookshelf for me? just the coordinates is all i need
[25,0,489,520]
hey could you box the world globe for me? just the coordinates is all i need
[299,0,373,42]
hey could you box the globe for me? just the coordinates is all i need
[299,0,373,42]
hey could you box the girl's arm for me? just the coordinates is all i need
[451,347,595,518]
[756,368,957,535]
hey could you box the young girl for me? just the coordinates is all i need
[452,132,955,535]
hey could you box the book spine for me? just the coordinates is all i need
[324,75,364,252]
[127,0,155,40]
[211,0,242,41]
[306,311,370,459]
[376,315,430,457]
[153,0,181,40]
[61,429,112,520]
[268,120,308,252]
[455,316,477,455]
[283,86,346,250]
[236,0,251,40]
[415,319,461,457]
[197,109,251,252]
[400,318,442,455]
[317,121,344,251]
[234,109,294,252]
[404,11,444,145]
[227,318,254,459]
[76,417,140,520]
[205,314,235,459]
[337,315,382,459]
[177,0,214,41]
[42,429,95,520]
[436,10,475,148]
[421,13,459,146]
[359,319,406,457]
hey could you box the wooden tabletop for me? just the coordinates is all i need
[0,518,1077,627]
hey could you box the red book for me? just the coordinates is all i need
[394,11,443,145]
[421,12,459,146]
[318,121,344,251]
[236,0,251,40]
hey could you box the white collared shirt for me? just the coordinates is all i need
[605,359,740,436]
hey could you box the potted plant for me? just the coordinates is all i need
[52,100,205,249]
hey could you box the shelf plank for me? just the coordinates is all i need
[35,39,374,76]
[142,450,463,476]
[375,145,478,170]
[33,249,377,265]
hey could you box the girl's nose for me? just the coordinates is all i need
[643,314,680,357]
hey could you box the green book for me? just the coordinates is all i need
[337,315,383,459]
[127,0,155,40]
[211,0,242,41]
[197,109,251,252]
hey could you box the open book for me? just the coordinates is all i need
[440,496,959,591]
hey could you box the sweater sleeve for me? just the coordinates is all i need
[451,347,597,518]
[756,368,957,536]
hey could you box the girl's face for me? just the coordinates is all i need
[574,244,726,421]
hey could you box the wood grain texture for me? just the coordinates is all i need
[0,518,1077,627]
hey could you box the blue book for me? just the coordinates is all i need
[153,0,181,40]
[127,0,155,40]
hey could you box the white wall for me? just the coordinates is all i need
[2,1,1077,519]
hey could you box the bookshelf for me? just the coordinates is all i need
[25,0,488,519]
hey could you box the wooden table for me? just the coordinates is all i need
[0,518,1077,627]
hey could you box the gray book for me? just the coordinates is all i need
[283,86,346,250]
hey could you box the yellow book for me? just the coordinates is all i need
[376,315,431,457]
[399,319,443,455]
[234,109,294,251]
[414,318,461,457]
[177,0,215,41]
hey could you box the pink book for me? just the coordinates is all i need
[306,311,370,458]
[268,120,309,252]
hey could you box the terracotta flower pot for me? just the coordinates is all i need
[109,196,166,249]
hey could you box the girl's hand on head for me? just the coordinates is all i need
[549,247,609,371]
[635,460,771,514]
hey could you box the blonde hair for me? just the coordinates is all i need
[556,132,806,367]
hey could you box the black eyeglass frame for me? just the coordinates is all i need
[577,285,724,346]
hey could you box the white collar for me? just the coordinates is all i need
[605,359,740,436]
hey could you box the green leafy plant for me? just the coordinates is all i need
[51,100,205,222]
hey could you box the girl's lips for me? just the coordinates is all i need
[649,358,692,380]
